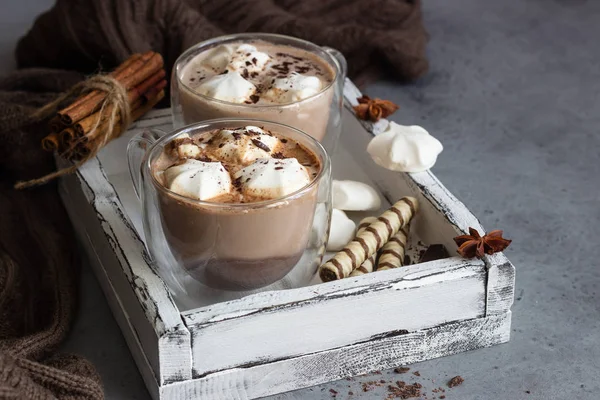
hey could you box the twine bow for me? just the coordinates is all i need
[15,75,132,190]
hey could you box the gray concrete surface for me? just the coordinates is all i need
[2,0,599,398]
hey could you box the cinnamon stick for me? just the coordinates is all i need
[48,115,65,133]
[41,132,60,152]
[73,72,166,136]
[60,51,161,125]
[60,53,144,117]
[71,90,164,161]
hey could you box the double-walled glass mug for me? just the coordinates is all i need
[170,33,347,155]
[127,119,332,294]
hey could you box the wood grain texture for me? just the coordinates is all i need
[185,258,486,376]
[59,156,192,385]
[161,312,511,400]
[484,253,516,315]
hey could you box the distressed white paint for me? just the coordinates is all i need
[161,312,511,400]
[58,80,515,399]
[58,157,192,385]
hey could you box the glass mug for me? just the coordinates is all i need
[170,33,347,155]
[127,119,332,293]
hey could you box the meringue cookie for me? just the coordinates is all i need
[195,71,256,103]
[332,180,381,211]
[263,72,322,103]
[212,127,279,164]
[163,159,232,201]
[367,122,443,172]
[227,44,271,74]
[234,158,311,199]
[327,209,356,252]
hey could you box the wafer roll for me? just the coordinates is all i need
[350,217,378,277]
[377,223,410,271]
[319,197,418,282]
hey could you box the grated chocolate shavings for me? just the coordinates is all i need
[249,94,260,103]
[251,139,271,152]
[394,367,410,374]
[272,152,284,159]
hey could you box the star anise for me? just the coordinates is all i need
[453,227,512,259]
[353,95,399,122]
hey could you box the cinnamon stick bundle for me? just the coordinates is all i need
[17,51,166,189]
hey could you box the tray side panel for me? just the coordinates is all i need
[61,159,192,384]
[485,253,516,315]
[186,260,487,376]
[162,312,511,400]
[61,175,161,400]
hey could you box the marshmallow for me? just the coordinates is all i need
[163,159,232,201]
[234,158,311,199]
[195,71,256,103]
[198,44,235,72]
[326,209,356,252]
[211,127,279,164]
[332,180,381,211]
[367,122,443,173]
[227,44,271,74]
[263,72,322,103]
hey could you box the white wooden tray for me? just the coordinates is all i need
[58,80,515,400]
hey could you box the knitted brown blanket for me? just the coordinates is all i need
[0,0,428,398]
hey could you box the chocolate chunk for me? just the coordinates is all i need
[249,94,260,104]
[245,61,252,66]
[418,244,450,263]
[447,376,464,388]
[232,131,242,140]
[252,57,257,65]
[280,138,288,143]
[274,166,284,170]
[251,139,271,152]
[242,68,249,79]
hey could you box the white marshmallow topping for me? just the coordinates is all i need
[163,159,232,201]
[195,71,256,103]
[263,72,322,103]
[211,127,278,164]
[227,44,271,74]
[234,158,311,199]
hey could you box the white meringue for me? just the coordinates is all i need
[234,158,311,199]
[327,209,356,252]
[211,127,278,164]
[163,159,232,201]
[227,44,271,74]
[198,44,235,72]
[367,122,443,172]
[263,72,322,103]
[195,71,256,103]
[332,180,381,211]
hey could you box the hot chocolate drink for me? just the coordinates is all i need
[152,125,322,290]
[177,40,336,142]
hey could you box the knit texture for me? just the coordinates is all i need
[2,0,428,397]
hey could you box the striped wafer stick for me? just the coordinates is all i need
[350,217,378,277]
[376,223,411,271]
[319,197,418,282]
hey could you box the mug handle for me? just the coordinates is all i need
[322,46,348,81]
[127,128,166,199]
